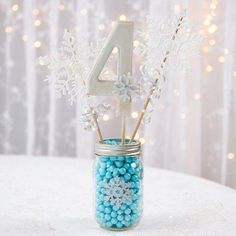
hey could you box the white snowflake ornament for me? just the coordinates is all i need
[103,176,132,208]
[112,73,139,102]
[96,103,111,116]
[80,109,97,131]
[80,103,111,131]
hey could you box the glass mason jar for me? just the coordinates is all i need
[94,139,143,231]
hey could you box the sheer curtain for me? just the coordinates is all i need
[0,0,235,188]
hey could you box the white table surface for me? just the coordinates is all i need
[0,156,236,236]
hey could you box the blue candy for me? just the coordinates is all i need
[105,221,112,228]
[105,172,112,179]
[117,214,124,221]
[104,214,111,221]
[111,211,117,218]
[124,173,131,181]
[125,208,131,215]
[115,160,123,168]
[105,207,112,214]
[131,174,139,182]
[125,215,131,221]
[111,218,118,225]
[112,168,119,177]
[99,168,106,176]
[98,204,105,212]
[119,167,126,175]
[116,222,123,228]
[117,209,123,215]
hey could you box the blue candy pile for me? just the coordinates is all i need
[95,139,143,230]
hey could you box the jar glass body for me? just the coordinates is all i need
[94,139,143,231]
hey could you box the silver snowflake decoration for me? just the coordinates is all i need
[80,103,111,131]
[135,10,202,90]
[112,73,140,102]
[103,176,132,208]
[80,109,97,131]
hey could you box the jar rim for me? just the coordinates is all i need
[95,138,141,156]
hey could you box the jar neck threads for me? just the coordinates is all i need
[95,139,141,156]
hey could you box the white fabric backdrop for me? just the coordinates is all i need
[0,0,236,188]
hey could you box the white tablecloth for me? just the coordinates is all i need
[0,156,236,236]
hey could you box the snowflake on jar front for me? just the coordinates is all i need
[103,176,132,208]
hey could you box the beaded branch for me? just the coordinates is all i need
[130,11,186,142]
[40,10,201,144]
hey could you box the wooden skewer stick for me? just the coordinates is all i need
[130,92,152,142]
[92,111,103,143]
[121,116,126,145]
[129,13,185,143]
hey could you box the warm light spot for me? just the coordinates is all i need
[5,26,14,33]
[144,33,150,40]
[180,113,186,119]
[233,71,236,77]
[218,56,225,63]
[211,11,216,17]
[199,29,205,35]
[5,26,13,33]
[174,4,181,13]
[32,9,39,16]
[75,26,80,32]
[111,21,116,27]
[202,46,209,53]
[34,41,41,48]
[80,9,87,15]
[174,89,180,96]
[133,40,139,47]
[194,93,201,100]
[11,4,19,11]
[206,65,213,72]
[22,34,28,41]
[208,24,217,34]
[209,39,216,45]
[119,15,126,21]
[206,14,212,21]
[131,112,138,119]
[103,114,110,121]
[34,20,41,27]
[112,47,118,54]
[135,133,140,140]
[58,4,65,11]
[204,19,211,26]
[139,137,145,144]
[210,3,217,10]
[98,24,105,31]
[227,152,235,160]
[224,48,229,54]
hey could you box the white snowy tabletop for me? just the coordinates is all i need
[0,156,236,236]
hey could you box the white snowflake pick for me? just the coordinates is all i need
[80,103,111,131]
[96,103,111,116]
[112,73,140,102]
[80,108,97,131]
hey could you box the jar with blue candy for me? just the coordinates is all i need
[94,139,143,231]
